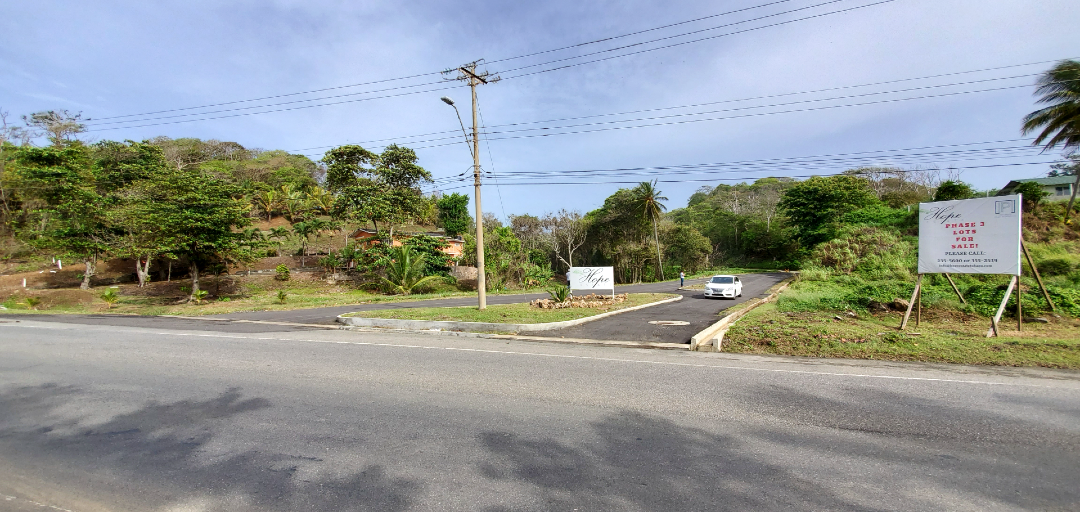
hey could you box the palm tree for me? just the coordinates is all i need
[633,180,668,281]
[306,218,330,255]
[252,190,279,221]
[279,184,306,221]
[292,221,316,267]
[268,227,290,256]
[1022,60,1080,223]
[305,185,335,215]
[381,246,442,295]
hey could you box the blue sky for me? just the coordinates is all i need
[3,0,1078,220]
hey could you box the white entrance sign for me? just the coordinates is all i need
[569,267,615,294]
[917,195,1022,275]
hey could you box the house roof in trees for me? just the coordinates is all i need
[348,228,464,242]
[997,175,1077,195]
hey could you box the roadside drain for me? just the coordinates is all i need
[648,320,690,326]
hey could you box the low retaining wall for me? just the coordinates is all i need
[337,295,682,334]
[689,277,795,352]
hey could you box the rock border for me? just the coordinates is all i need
[336,295,683,333]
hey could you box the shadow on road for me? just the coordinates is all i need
[477,388,1080,510]
[477,411,872,511]
[0,384,421,511]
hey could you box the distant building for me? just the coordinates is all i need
[997,176,1077,202]
[349,229,465,262]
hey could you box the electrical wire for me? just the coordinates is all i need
[433,161,1063,191]
[476,96,508,220]
[87,0,894,130]
[293,61,1072,155]
[497,0,896,81]
[85,0,813,123]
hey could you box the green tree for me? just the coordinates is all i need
[1023,60,1080,154]
[268,226,290,256]
[662,224,712,273]
[322,145,379,193]
[96,141,176,287]
[632,180,668,280]
[778,175,879,248]
[322,144,432,241]
[252,189,279,221]
[1013,182,1050,211]
[1048,154,1079,177]
[403,234,452,275]
[437,192,471,238]
[22,110,86,145]
[381,245,443,294]
[933,181,976,201]
[12,143,108,289]
[1022,60,1080,222]
[153,167,256,301]
[292,221,317,266]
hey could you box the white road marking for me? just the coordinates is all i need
[151,331,1053,388]
[0,322,1062,388]
[0,493,76,512]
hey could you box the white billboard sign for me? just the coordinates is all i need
[917,195,1022,275]
[569,267,615,293]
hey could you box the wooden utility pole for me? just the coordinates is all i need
[444,60,499,309]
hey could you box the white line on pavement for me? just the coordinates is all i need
[0,322,1062,388]
[151,331,1055,388]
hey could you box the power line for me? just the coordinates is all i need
[434,161,1063,191]
[475,75,1041,138]
[485,0,800,66]
[86,83,463,132]
[420,137,1047,183]
[85,0,810,124]
[289,58,1071,155]
[87,0,894,131]
[300,76,1050,158]
[376,82,1047,156]
[476,96,507,220]
[85,79,453,127]
[497,0,897,81]
[426,147,1047,185]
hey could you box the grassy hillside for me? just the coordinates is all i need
[722,200,1080,368]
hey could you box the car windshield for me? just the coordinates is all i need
[710,276,734,284]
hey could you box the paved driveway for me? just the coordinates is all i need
[544,272,789,343]
[211,272,791,344]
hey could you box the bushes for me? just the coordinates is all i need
[809,226,914,280]
[275,264,290,281]
[1038,258,1073,276]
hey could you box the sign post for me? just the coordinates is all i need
[908,194,1028,337]
[568,267,616,299]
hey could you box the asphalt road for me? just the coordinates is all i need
[544,273,789,343]
[1,318,1078,511]
[209,273,791,344]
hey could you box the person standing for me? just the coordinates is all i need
[679,271,685,288]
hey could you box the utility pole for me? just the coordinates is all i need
[443,60,499,309]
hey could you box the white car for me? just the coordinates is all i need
[704,275,742,299]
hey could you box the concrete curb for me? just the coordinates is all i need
[336,295,683,333]
[689,276,796,352]
[339,325,690,350]
[171,316,341,329]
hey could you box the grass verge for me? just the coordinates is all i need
[344,293,677,324]
[724,302,1080,369]
[0,275,553,317]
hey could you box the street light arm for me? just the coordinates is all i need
[443,100,474,160]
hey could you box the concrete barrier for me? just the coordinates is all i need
[337,295,682,334]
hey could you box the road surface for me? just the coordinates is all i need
[209,273,791,344]
[1,317,1077,511]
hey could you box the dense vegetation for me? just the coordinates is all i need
[3,55,1079,319]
